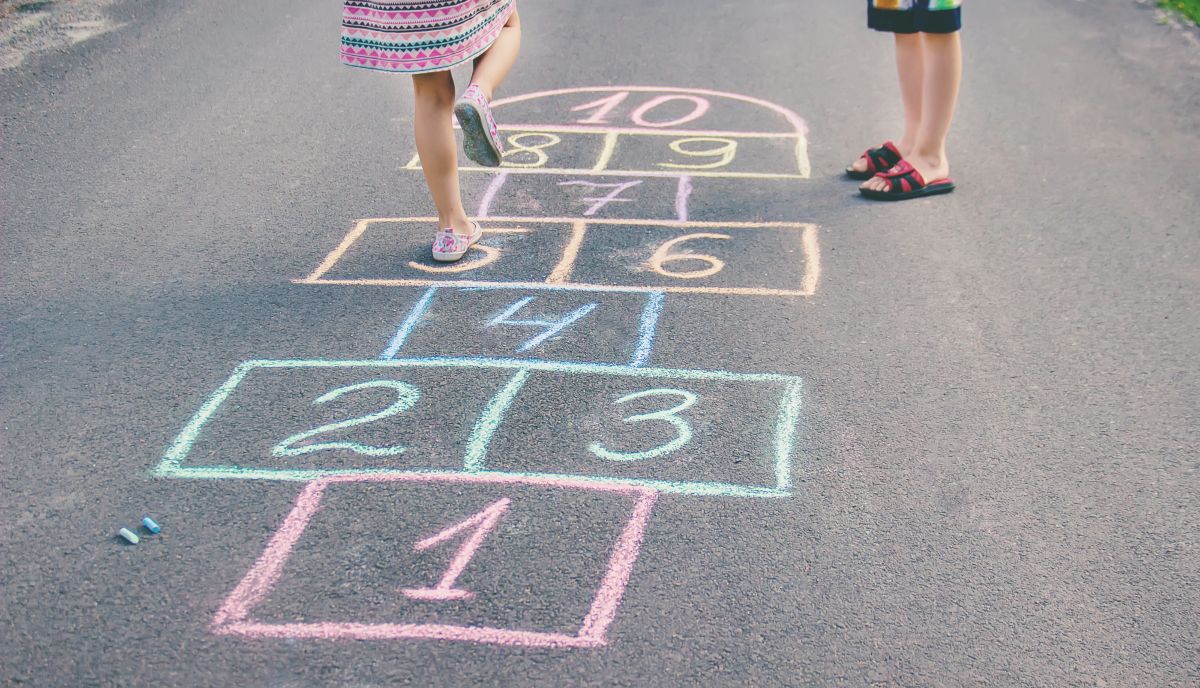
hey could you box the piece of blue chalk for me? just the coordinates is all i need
[142,517,161,534]
[118,528,140,544]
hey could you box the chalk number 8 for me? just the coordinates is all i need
[502,132,562,168]
[589,388,698,462]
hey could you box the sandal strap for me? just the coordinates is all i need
[863,141,902,174]
[877,160,928,194]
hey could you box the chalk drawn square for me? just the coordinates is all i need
[565,221,819,296]
[303,218,571,285]
[481,175,686,222]
[610,132,808,180]
[155,362,520,478]
[381,288,664,367]
[211,474,656,649]
[405,129,611,175]
[479,370,802,496]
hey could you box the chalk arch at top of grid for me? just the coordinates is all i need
[435,86,811,180]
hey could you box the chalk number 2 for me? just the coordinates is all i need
[273,380,419,457]
[589,389,698,462]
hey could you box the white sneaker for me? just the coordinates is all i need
[431,221,482,262]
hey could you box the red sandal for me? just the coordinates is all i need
[846,141,904,180]
[859,160,955,201]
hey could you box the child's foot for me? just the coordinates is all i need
[846,141,904,180]
[859,158,955,201]
[454,84,504,168]
[431,221,483,262]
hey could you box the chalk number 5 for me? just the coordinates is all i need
[589,389,698,462]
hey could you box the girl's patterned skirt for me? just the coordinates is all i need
[341,0,516,73]
[869,0,962,34]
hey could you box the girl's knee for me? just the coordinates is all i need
[411,71,455,105]
[504,8,520,28]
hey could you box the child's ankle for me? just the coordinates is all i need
[468,82,493,101]
[910,149,947,167]
[909,152,950,178]
[438,214,473,233]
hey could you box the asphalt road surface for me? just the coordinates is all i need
[2,1,1199,685]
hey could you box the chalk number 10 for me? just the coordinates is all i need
[571,91,711,128]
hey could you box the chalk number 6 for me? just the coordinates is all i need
[589,389,698,462]
[648,233,731,280]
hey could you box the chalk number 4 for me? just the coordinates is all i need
[589,389,698,462]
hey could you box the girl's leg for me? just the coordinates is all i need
[910,31,961,177]
[859,30,960,189]
[850,32,924,175]
[864,30,960,191]
[412,70,472,234]
[894,32,926,156]
[467,9,521,100]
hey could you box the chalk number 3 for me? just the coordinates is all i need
[589,389,698,462]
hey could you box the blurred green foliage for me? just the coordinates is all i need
[1160,0,1200,23]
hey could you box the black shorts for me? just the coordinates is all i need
[868,0,962,34]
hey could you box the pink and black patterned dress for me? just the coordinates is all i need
[341,0,515,73]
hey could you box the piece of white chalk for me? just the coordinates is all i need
[118,528,140,544]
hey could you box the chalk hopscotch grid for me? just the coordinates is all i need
[297,217,821,297]
[153,357,803,498]
[156,87,819,649]
[211,473,659,648]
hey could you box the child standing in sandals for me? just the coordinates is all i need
[847,0,962,201]
[340,1,520,261]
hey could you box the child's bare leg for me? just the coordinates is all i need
[412,70,472,234]
[894,33,925,156]
[910,30,960,178]
[850,32,924,175]
[862,31,959,191]
[468,10,521,100]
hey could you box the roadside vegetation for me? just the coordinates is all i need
[1160,0,1200,24]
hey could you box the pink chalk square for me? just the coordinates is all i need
[211,473,657,649]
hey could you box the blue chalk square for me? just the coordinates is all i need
[382,287,664,367]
